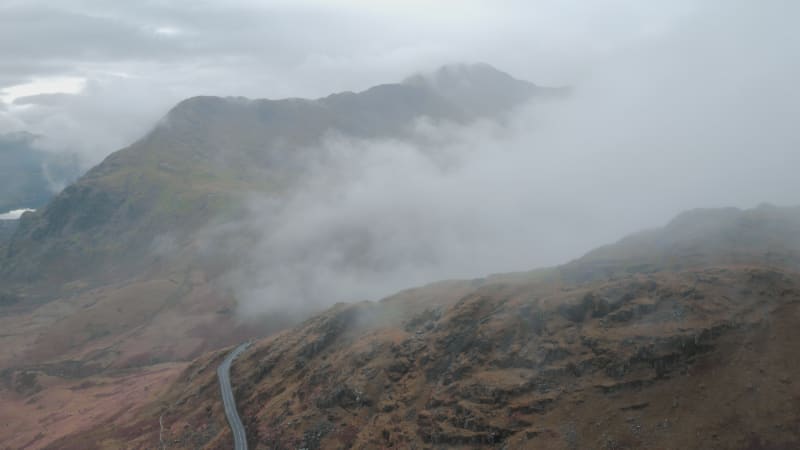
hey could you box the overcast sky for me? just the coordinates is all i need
[0,0,714,164]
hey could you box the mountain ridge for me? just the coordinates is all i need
[1,63,561,289]
[560,203,800,283]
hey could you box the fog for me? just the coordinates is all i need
[2,1,799,315]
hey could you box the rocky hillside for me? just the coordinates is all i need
[0,219,17,241]
[50,205,800,449]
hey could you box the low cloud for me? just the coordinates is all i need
[192,1,800,317]
[0,208,35,220]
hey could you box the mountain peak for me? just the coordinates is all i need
[404,62,521,86]
[147,64,561,157]
[405,62,566,116]
[2,65,562,285]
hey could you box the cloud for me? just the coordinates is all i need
[1,77,85,104]
[0,209,36,220]
[1,74,179,166]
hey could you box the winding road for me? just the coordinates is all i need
[218,342,251,450]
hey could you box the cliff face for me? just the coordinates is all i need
[50,205,800,449]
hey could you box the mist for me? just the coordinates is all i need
[215,2,800,316]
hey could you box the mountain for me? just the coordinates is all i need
[46,205,800,449]
[0,64,571,448]
[0,132,80,215]
[0,63,561,288]
[405,62,568,118]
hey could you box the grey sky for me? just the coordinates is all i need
[0,0,714,163]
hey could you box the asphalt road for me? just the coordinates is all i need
[218,342,251,450]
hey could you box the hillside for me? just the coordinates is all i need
[48,205,800,449]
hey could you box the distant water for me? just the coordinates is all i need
[0,208,35,220]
